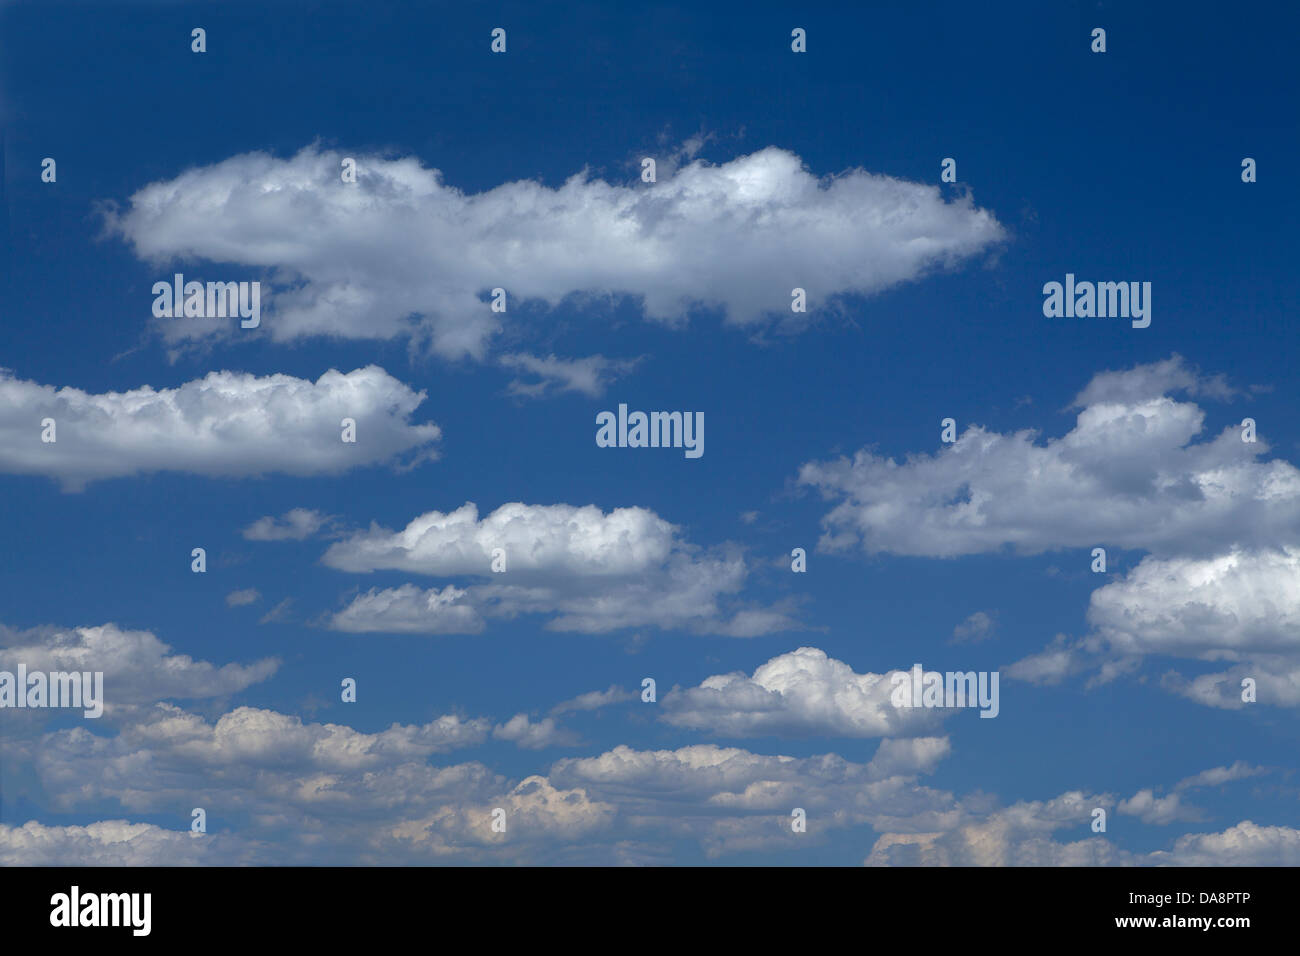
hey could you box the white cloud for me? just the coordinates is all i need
[0,366,441,491]
[661,647,946,738]
[225,588,261,607]
[1088,547,1300,660]
[546,739,957,857]
[103,144,1005,359]
[1118,789,1202,825]
[1150,822,1300,865]
[327,584,485,634]
[0,622,277,713]
[1072,354,1236,408]
[551,685,635,714]
[798,356,1298,558]
[323,502,675,578]
[13,677,1288,866]
[1174,762,1268,792]
[243,508,335,541]
[1008,548,1300,707]
[492,714,580,749]
[499,353,640,398]
[323,502,799,636]
[0,821,224,866]
[865,790,1120,866]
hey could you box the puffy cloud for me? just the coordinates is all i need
[798,356,1298,558]
[0,366,441,491]
[327,584,485,634]
[387,777,617,854]
[660,647,945,738]
[103,144,1005,359]
[242,508,335,541]
[866,790,1123,866]
[323,503,799,636]
[323,502,677,578]
[19,701,605,862]
[1008,548,1300,708]
[492,714,580,750]
[1150,821,1300,865]
[548,740,957,857]
[16,677,1285,866]
[1088,548,1300,660]
[1117,789,1203,825]
[0,622,277,714]
[861,786,1295,867]
[1071,355,1236,408]
[0,821,227,866]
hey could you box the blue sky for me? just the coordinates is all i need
[0,0,1297,865]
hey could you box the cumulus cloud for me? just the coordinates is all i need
[866,790,1120,866]
[322,502,799,636]
[102,144,1005,359]
[492,714,580,749]
[1088,548,1300,660]
[242,508,336,541]
[1008,548,1300,708]
[1071,354,1236,408]
[0,821,226,866]
[12,675,1288,866]
[20,700,611,862]
[547,739,956,857]
[1148,821,1300,865]
[327,584,485,634]
[1118,789,1203,825]
[798,356,1297,558]
[1174,762,1268,792]
[32,704,494,815]
[660,647,946,738]
[0,622,277,715]
[323,501,675,577]
[0,366,441,491]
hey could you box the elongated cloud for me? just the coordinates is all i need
[242,508,336,541]
[323,502,675,578]
[0,622,277,713]
[320,502,799,636]
[103,145,1005,358]
[799,356,1298,558]
[0,366,441,491]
